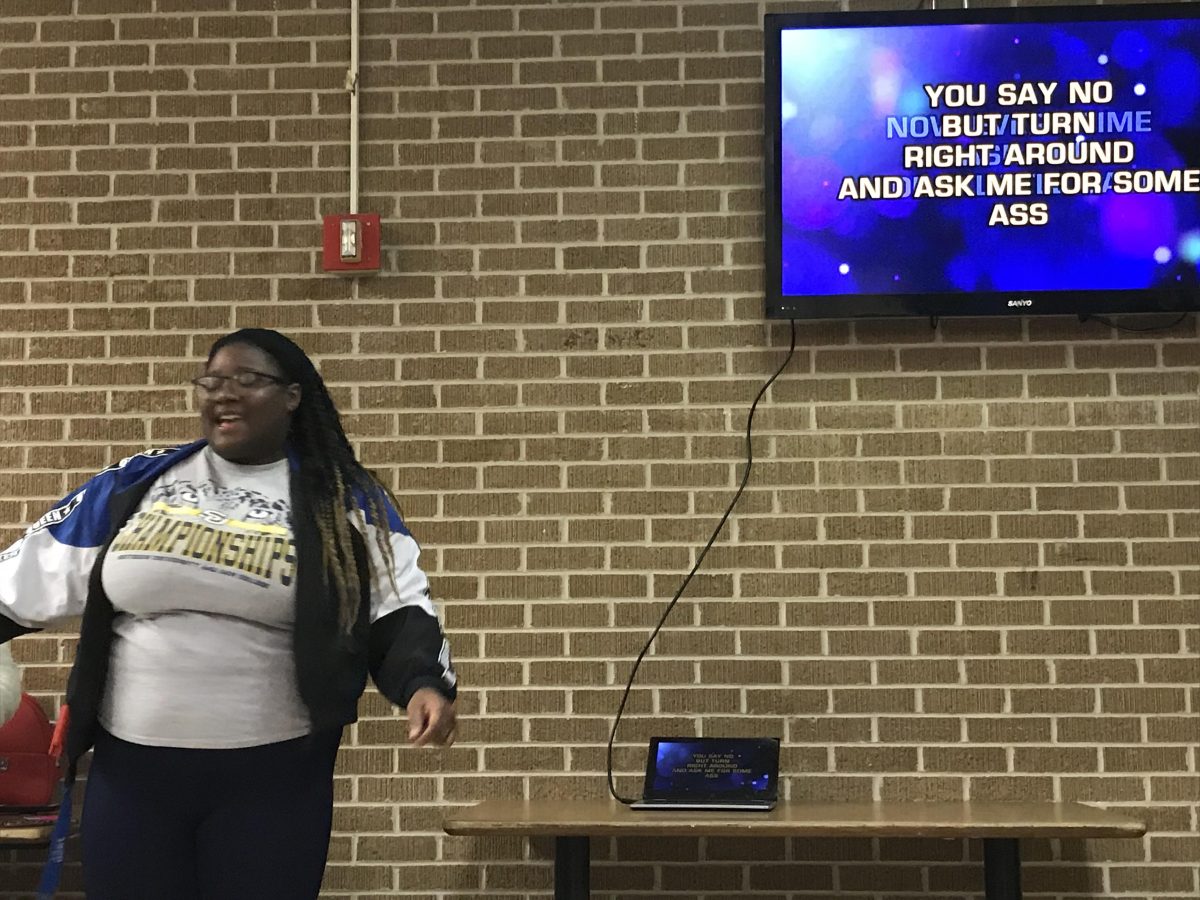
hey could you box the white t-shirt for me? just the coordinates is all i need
[99,447,310,748]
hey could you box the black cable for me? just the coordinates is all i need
[1080,312,1190,334]
[605,318,800,805]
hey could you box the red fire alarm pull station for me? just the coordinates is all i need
[322,213,381,274]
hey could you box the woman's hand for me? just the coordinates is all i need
[405,687,456,747]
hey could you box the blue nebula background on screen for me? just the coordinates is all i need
[778,17,1200,298]
[651,741,774,795]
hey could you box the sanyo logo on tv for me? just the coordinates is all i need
[1007,299,1033,308]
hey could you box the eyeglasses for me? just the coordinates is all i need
[191,370,291,394]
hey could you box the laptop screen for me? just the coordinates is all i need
[641,736,780,802]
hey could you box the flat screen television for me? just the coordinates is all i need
[764,2,1200,320]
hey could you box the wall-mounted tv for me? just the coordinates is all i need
[764,2,1200,320]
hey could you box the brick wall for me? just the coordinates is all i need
[1,0,1198,897]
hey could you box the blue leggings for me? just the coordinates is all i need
[80,728,342,900]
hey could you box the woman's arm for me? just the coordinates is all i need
[0,449,172,637]
[0,486,103,638]
[362,520,457,707]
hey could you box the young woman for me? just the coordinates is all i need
[0,328,457,899]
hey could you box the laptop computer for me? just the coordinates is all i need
[630,736,780,811]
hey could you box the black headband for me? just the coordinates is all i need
[207,328,322,389]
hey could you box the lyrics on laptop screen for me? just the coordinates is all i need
[651,740,775,795]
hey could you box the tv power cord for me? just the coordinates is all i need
[606,317,800,805]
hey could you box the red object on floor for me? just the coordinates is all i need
[0,694,57,808]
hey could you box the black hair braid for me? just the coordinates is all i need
[205,329,402,632]
[290,383,399,633]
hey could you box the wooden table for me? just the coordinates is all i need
[444,799,1145,900]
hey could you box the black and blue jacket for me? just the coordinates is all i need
[0,440,457,776]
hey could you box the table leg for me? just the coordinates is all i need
[982,837,1022,900]
[554,835,590,900]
